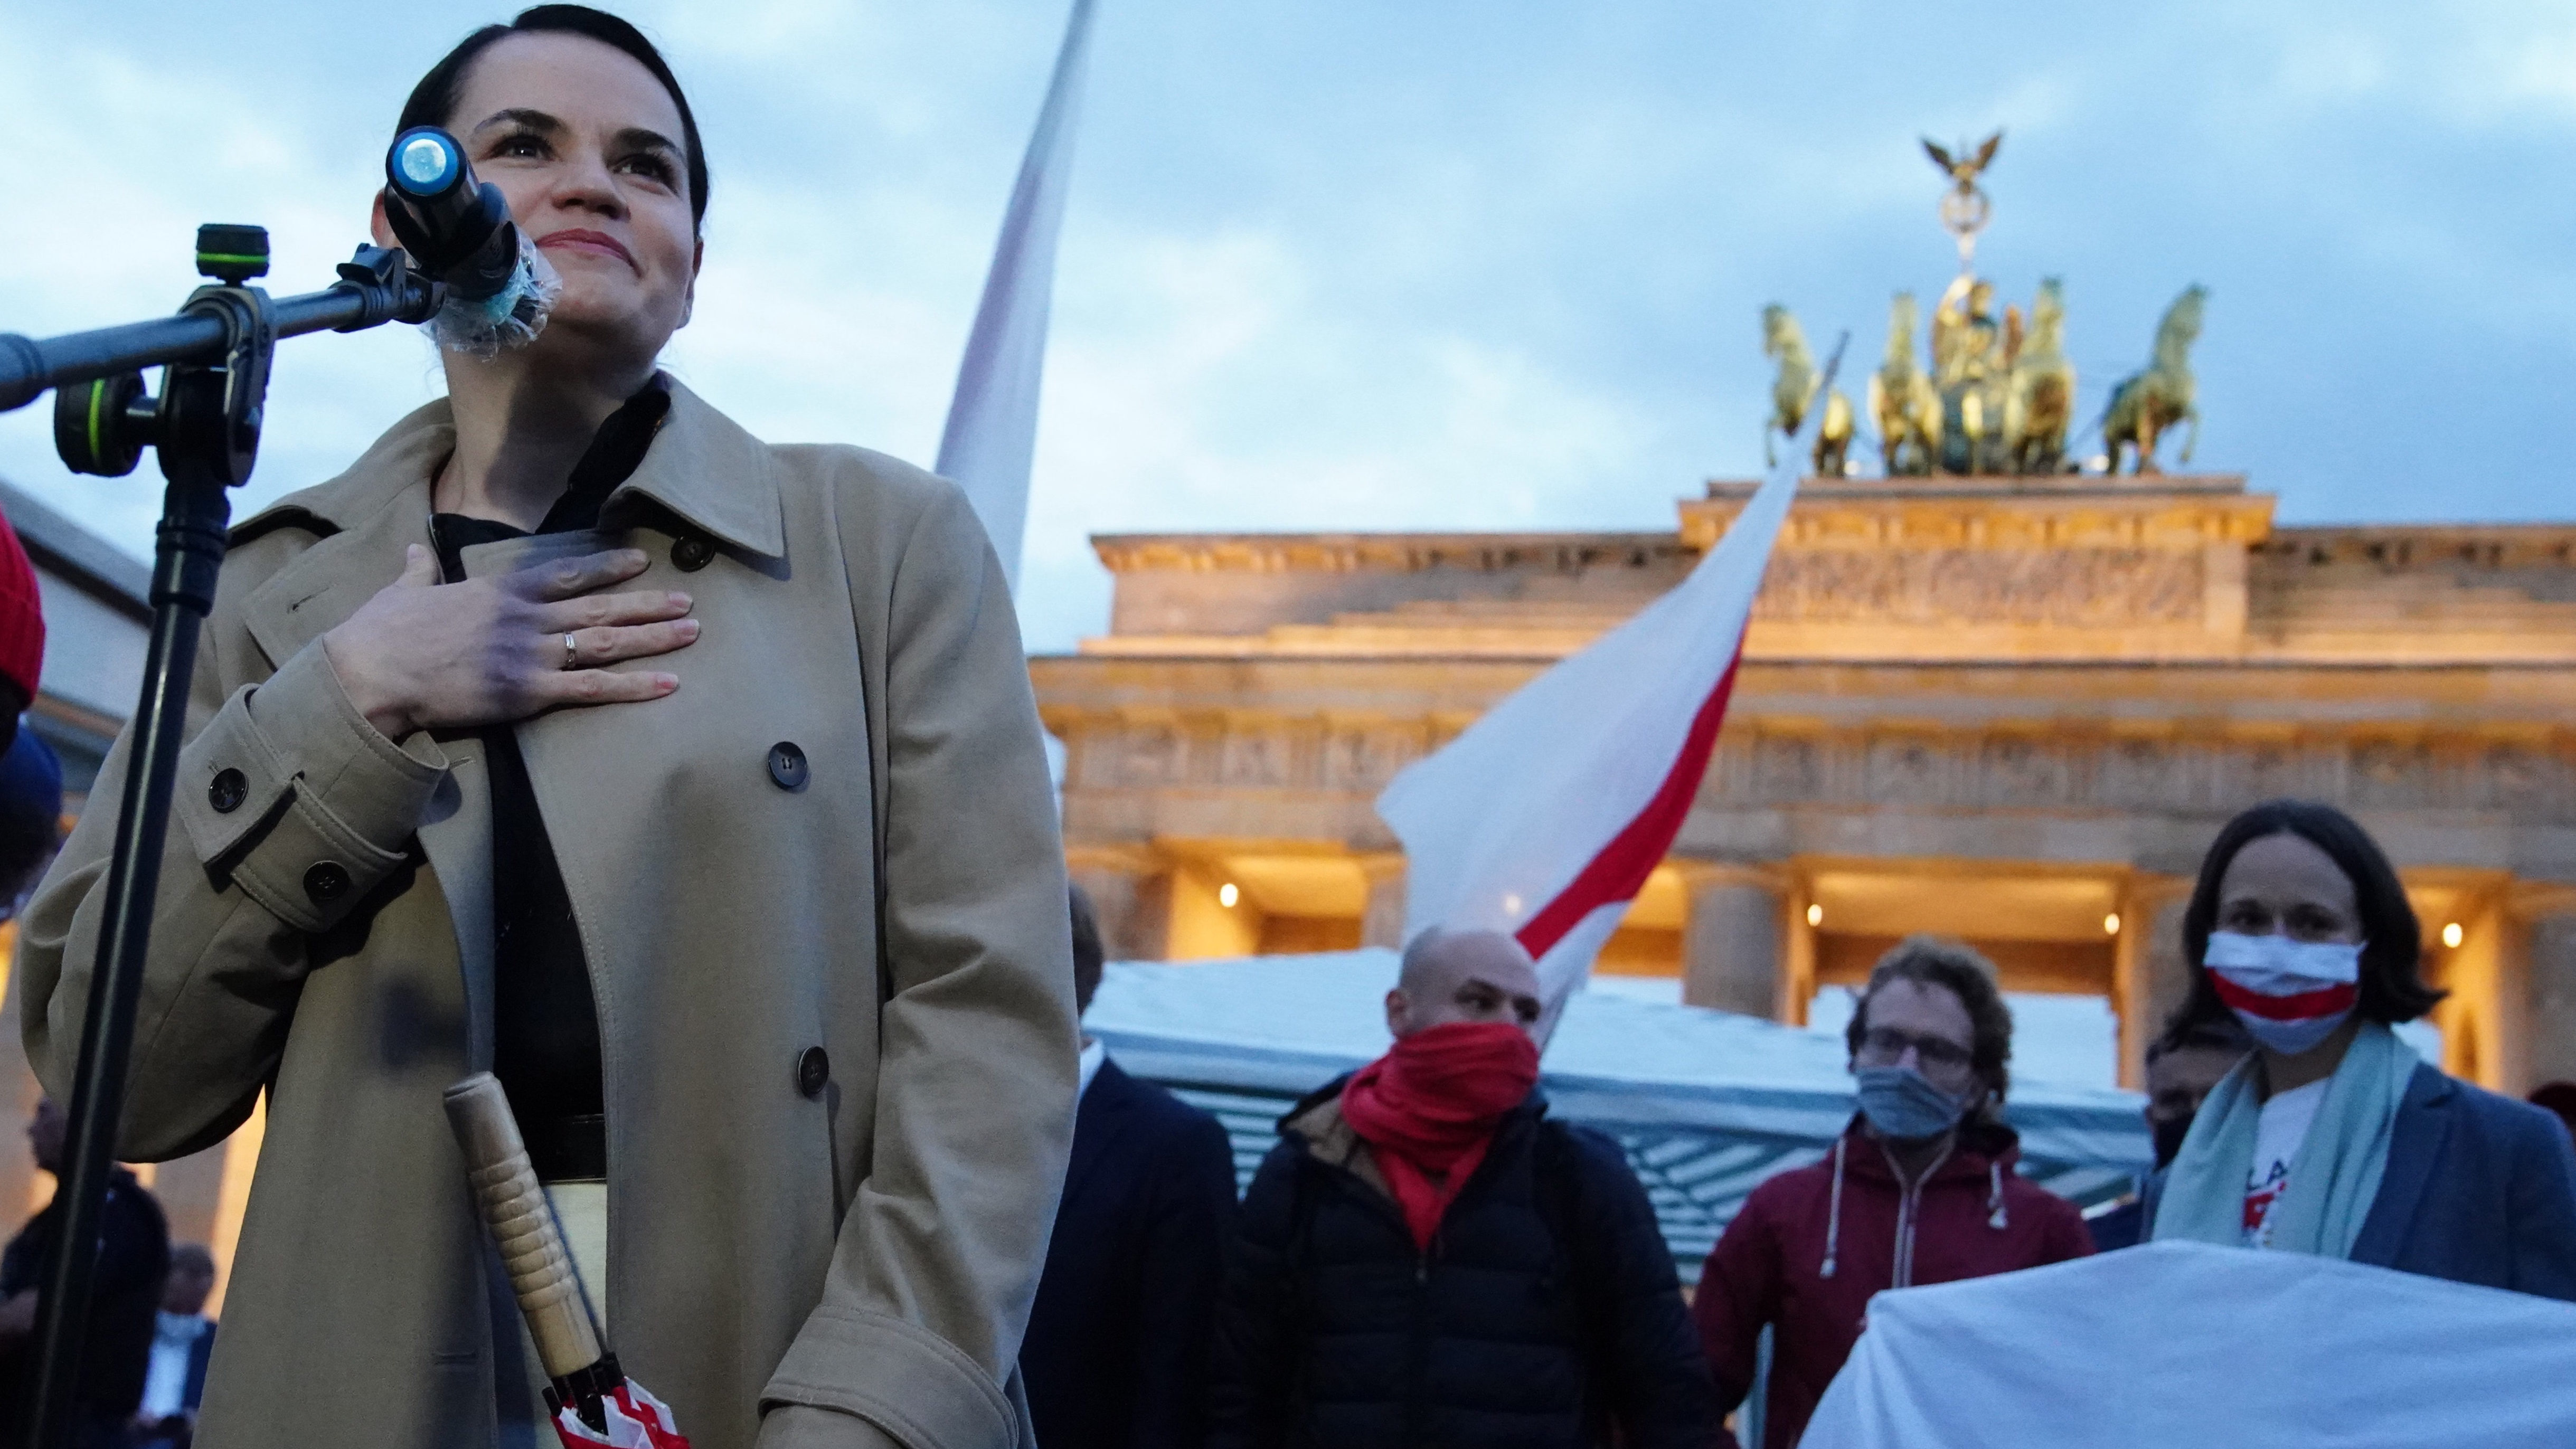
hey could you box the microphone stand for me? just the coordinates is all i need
[0,224,439,1449]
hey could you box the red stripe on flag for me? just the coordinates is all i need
[1515,651,1743,962]
[2209,972,2358,1022]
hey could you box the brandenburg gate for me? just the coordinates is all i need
[1031,469,2576,1092]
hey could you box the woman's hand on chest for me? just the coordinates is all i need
[324,543,700,739]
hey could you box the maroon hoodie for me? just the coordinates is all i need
[1692,1117,2093,1448]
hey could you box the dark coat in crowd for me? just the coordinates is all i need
[0,1169,170,1447]
[2339,1064,2576,1299]
[1209,1079,1715,1449]
[1021,1057,1239,1449]
[1694,1118,2092,1449]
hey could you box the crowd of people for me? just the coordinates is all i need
[3,10,2571,1447]
[1027,797,2576,1449]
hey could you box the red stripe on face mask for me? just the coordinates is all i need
[2209,972,2358,1021]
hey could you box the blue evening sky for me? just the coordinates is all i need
[3,1,2571,653]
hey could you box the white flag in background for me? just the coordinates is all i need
[937,0,1099,591]
[1375,349,1835,1017]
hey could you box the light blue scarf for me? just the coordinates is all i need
[2152,1021,2418,1258]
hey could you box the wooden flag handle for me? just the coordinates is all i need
[444,1073,602,1378]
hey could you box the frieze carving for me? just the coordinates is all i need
[1091,532,1690,579]
[1058,713,2576,827]
[1713,727,2576,823]
[1751,547,2204,627]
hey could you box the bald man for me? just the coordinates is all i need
[1209,929,1716,1449]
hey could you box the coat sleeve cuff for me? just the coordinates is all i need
[173,641,445,933]
[759,1309,1015,1449]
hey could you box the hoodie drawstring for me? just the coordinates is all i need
[1819,1137,1848,1278]
[1987,1160,2008,1230]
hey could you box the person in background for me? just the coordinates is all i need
[1694,936,2093,1449]
[133,1244,219,1449]
[0,497,45,756]
[0,1097,170,1449]
[1020,886,1239,1449]
[2151,799,2576,1298]
[2089,1014,2253,1251]
[1210,927,1715,1449]
[0,726,62,921]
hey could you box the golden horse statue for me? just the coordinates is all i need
[1765,305,1854,475]
[1867,292,1940,476]
[2003,277,2075,473]
[2101,285,2206,474]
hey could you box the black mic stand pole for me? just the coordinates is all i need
[0,225,436,1449]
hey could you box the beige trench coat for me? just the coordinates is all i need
[17,383,1077,1449]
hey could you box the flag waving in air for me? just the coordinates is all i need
[1376,345,1839,1022]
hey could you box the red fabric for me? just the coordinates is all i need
[1339,1021,1541,1249]
[2209,971,2358,1021]
[1691,1120,2096,1449]
[0,507,43,706]
[1515,651,1740,960]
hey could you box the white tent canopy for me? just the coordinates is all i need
[1805,1240,2576,1447]
[1089,950,2152,1270]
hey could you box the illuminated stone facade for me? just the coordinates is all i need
[1032,473,2576,1092]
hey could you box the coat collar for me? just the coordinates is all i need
[1061,1058,1143,1208]
[229,378,784,670]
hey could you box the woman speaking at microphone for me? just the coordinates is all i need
[19,8,1075,1448]
[2150,799,2576,1298]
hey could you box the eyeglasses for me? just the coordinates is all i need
[1855,1027,1975,1074]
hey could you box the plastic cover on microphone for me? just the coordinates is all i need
[382,127,560,357]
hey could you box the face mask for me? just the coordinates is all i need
[2203,931,2363,1055]
[1854,1065,1968,1141]
[2152,1115,2193,1169]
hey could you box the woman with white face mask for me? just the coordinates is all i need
[2151,799,2576,1299]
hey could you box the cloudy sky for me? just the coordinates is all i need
[3,1,2573,652]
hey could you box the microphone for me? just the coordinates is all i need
[382,127,559,355]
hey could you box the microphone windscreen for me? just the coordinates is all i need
[425,231,562,358]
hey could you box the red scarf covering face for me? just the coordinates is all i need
[1338,1020,1542,1251]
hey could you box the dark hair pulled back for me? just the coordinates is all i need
[399,5,708,234]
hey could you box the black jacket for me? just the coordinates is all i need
[1209,1078,1715,1449]
[1021,1057,1240,1449]
[0,1169,170,1443]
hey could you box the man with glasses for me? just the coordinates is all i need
[1692,937,2092,1449]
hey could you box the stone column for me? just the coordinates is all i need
[1064,845,1171,962]
[1678,863,1786,1019]
[2521,901,2576,1094]
[2114,874,2195,1090]
[1357,855,1408,951]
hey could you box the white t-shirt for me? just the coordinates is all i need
[2243,1078,2329,1247]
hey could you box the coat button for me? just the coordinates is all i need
[768,742,809,792]
[303,861,351,904]
[671,535,715,572]
[797,1046,831,1098]
[208,768,247,814]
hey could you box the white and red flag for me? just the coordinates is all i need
[1375,377,1824,1023]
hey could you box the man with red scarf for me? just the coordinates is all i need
[1209,928,1715,1448]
